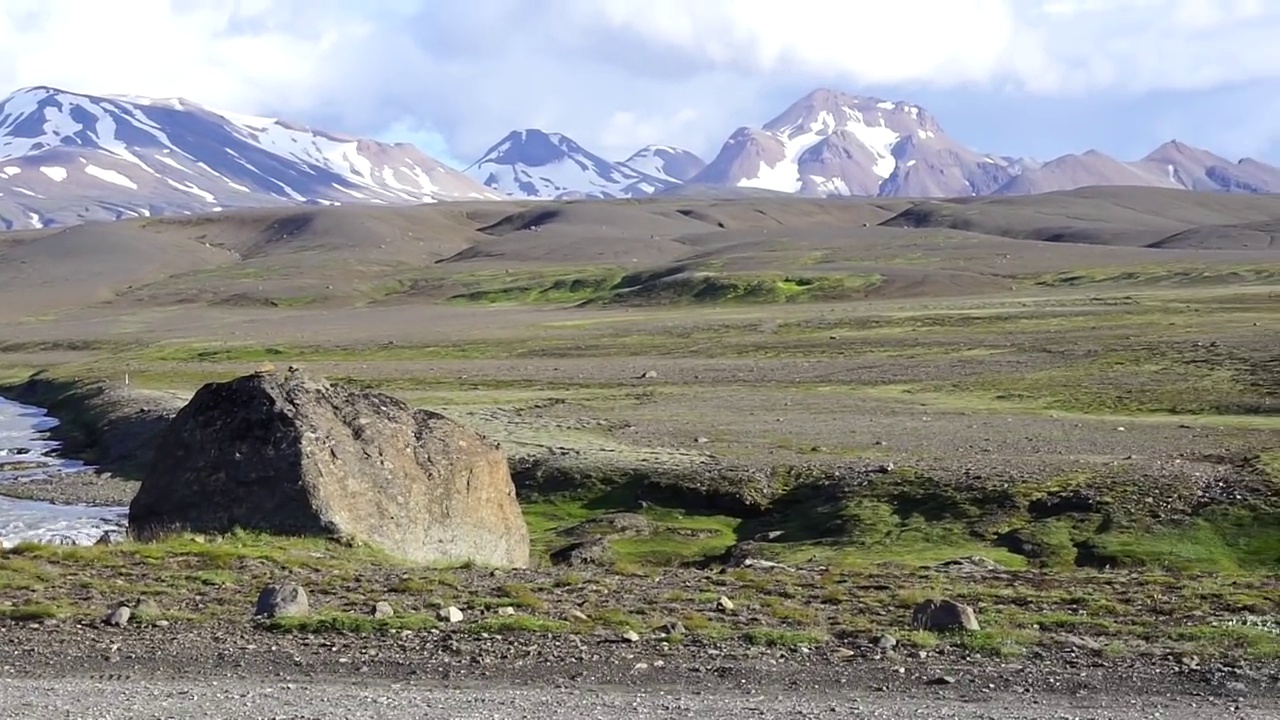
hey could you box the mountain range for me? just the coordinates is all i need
[0,86,501,229]
[0,84,1277,230]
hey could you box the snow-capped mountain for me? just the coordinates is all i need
[0,86,500,229]
[463,129,702,199]
[4,84,1280,228]
[466,88,1280,199]
[619,145,706,184]
[687,89,1015,198]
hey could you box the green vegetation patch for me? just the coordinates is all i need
[879,344,1276,420]
[1082,509,1280,573]
[447,269,883,307]
[1033,264,1280,288]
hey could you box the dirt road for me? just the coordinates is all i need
[4,674,1274,720]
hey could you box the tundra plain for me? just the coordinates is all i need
[1,187,1278,716]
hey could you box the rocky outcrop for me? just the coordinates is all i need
[127,368,530,568]
[911,598,980,632]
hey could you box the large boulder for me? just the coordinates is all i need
[127,369,530,568]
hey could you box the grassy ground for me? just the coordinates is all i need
[1,273,1278,662]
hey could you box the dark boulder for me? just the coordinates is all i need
[128,369,530,568]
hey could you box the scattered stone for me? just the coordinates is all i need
[695,437,710,444]
[103,605,131,627]
[661,621,686,637]
[928,675,958,686]
[1060,634,1102,652]
[496,606,517,617]
[875,634,897,651]
[129,370,531,568]
[549,537,612,566]
[738,558,793,570]
[638,370,658,379]
[621,630,641,643]
[254,583,309,619]
[716,596,735,613]
[911,599,980,632]
[831,647,856,660]
[752,530,786,542]
[935,556,1002,573]
[439,606,463,623]
[372,601,394,619]
[566,609,589,622]
[93,532,114,546]
[714,541,764,567]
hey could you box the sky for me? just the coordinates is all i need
[0,0,1278,169]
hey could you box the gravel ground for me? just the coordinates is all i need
[3,622,1278,719]
[4,675,1276,720]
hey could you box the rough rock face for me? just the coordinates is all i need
[128,369,530,568]
[911,598,981,632]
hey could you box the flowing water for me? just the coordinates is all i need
[0,397,127,547]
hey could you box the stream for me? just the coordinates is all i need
[0,397,127,547]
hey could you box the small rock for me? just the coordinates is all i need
[566,609,589,622]
[254,583,309,619]
[631,662,650,672]
[153,620,170,628]
[831,647,856,660]
[715,596,735,612]
[661,621,686,636]
[1061,634,1102,652]
[928,675,957,686]
[549,537,612,566]
[695,437,710,444]
[621,630,641,642]
[638,370,658,379]
[935,556,1001,573]
[372,601,394,619]
[439,606,463,623]
[103,606,131,627]
[497,606,517,617]
[911,599,979,632]
[875,634,897,651]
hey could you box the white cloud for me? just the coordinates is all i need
[575,0,1021,88]
[599,108,704,160]
[2,0,1280,164]
[567,0,1280,96]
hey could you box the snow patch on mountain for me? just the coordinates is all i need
[85,164,137,189]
